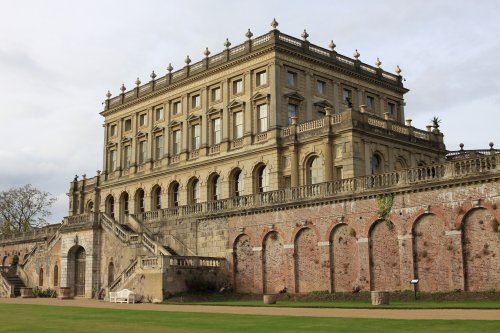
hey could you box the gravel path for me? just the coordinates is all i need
[1,297,499,320]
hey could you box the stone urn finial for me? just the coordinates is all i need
[489,142,494,150]
[135,78,141,87]
[245,28,253,40]
[459,143,464,150]
[185,55,191,65]
[224,38,231,49]
[106,90,112,99]
[150,70,157,80]
[353,49,360,59]
[271,18,279,30]
[375,57,382,68]
[120,84,126,93]
[301,29,309,41]
[167,63,173,73]
[328,40,336,51]
[203,47,210,58]
[395,65,402,76]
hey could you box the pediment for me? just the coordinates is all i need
[228,99,245,109]
[251,92,270,101]
[284,92,305,101]
[168,120,182,128]
[313,99,333,108]
[207,107,223,116]
[136,131,147,138]
[152,125,164,133]
[121,136,132,143]
[187,114,201,122]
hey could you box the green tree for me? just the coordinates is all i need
[0,184,56,235]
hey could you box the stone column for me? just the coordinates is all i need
[446,230,465,290]
[318,241,331,291]
[252,247,264,293]
[283,244,295,293]
[357,237,371,291]
[290,145,299,187]
[398,234,414,290]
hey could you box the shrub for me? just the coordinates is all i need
[32,286,57,298]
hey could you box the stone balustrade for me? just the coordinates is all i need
[136,154,498,222]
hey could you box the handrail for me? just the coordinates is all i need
[109,257,139,292]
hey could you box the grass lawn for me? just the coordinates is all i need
[163,298,500,309]
[0,304,499,333]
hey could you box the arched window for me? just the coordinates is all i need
[307,156,323,185]
[371,153,382,174]
[39,267,43,286]
[53,264,59,287]
[233,169,244,197]
[152,186,162,210]
[120,192,129,216]
[106,196,115,218]
[256,165,269,193]
[86,201,94,213]
[208,174,221,201]
[136,189,145,213]
[189,179,200,204]
[169,182,180,207]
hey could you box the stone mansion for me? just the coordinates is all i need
[1,20,499,300]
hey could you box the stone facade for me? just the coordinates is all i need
[1,22,499,299]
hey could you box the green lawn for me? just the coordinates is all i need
[163,298,500,309]
[0,304,498,333]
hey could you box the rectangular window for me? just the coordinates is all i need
[336,166,343,179]
[366,96,375,110]
[155,135,163,160]
[110,124,117,137]
[284,176,291,189]
[317,80,326,95]
[109,150,116,171]
[287,71,297,86]
[123,146,131,168]
[124,119,132,132]
[173,130,181,155]
[211,87,221,102]
[388,102,396,115]
[343,88,352,102]
[155,107,164,121]
[192,124,200,150]
[191,94,200,108]
[234,112,243,139]
[212,118,221,144]
[233,79,243,94]
[256,70,267,86]
[173,101,181,115]
[287,104,297,125]
[138,141,147,164]
[139,113,148,127]
[257,104,268,133]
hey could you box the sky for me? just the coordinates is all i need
[0,0,499,222]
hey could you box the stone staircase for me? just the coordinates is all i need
[0,268,26,297]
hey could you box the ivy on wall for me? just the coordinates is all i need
[376,193,394,229]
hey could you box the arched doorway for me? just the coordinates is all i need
[67,245,86,296]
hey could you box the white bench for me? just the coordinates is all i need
[109,289,136,304]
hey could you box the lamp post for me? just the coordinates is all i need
[410,279,419,300]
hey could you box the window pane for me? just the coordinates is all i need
[317,80,325,94]
[212,87,221,101]
[309,157,324,185]
[192,124,200,149]
[287,104,297,125]
[173,130,181,154]
[234,112,243,139]
[258,104,268,132]
[259,166,269,193]
[287,72,296,86]
[155,136,163,160]
[155,107,164,121]
[213,118,221,144]
[233,79,243,94]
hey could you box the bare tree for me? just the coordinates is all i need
[0,184,57,235]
